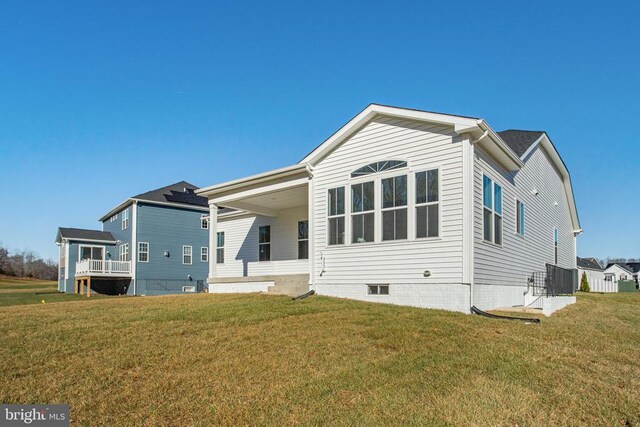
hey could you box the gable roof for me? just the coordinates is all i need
[132,181,207,207]
[577,257,603,271]
[605,262,640,274]
[56,228,116,244]
[99,181,208,221]
[299,103,524,171]
[497,130,545,157]
[604,263,634,275]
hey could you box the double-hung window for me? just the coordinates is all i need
[216,232,225,264]
[483,175,502,245]
[298,220,309,259]
[201,218,209,229]
[80,245,104,261]
[415,169,439,238]
[516,200,525,236]
[121,209,129,230]
[138,242,149,262]
[201,247,208,263]
[351,181,374,243]
[119,244,129,262]
[381,175,407,240]
[182,245,192,265]
[259,225,271,261]
[327,187,345,245]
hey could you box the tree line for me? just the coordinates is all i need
[0,243,58,280]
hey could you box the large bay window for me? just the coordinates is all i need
[415,169,439,238]
[351,181,374,243]
[327,187,345,245]
[381,175,407,241]
[483,175,502,245]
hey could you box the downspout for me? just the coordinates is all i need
[305,164,316,291]
[131,201,138,295]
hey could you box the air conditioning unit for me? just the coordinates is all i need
[182,286,196,293]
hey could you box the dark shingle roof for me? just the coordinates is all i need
[133,181,208,207]
[497,130,545,158]
[605,262,640,274]
[57,228,115,242]
[577,257,603,271]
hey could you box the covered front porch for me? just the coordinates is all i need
[197,164,313,296]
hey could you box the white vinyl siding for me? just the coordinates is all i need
[473,144,576,288]
[311,116,465,285]
[214,206,307,277]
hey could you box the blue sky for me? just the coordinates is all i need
[0,0,638,260]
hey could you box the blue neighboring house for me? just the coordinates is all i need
[56,181,210,296]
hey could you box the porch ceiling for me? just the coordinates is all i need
[221,184,308,216]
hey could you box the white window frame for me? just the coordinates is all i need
[297,220,309,259]
[482,174,503,246]
[367,284,390,295]
[258,225,271,262]
[414,167,441,239]
[516,199,525,237]
[216,232,225,264]
[121,209,129,230]
[78,245,105,261]
[118,243,129,262]
[380,173,408,241]
[138,242,149,263]
[110,214,117,222]
[182,245,192,265]
[327,187,346,246]
[201,246,208,263]
[350,181,375,244]
[201,218,209,229]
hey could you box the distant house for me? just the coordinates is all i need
[605,262,638,284]
[577,257,605,284]
[196,104,582,315]
[56,181,209,295]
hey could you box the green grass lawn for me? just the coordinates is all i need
[0,277,109,306]
[0,291,639,426]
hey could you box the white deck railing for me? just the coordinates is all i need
[75,259,132,277]
[216,259,309,278]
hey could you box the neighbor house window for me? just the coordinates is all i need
[415,169,439,238]
[298,220,309,259]
[110,214,117,222]
[259,226,271,261]
[201,247,208,263]
[351,181,374,243]
[122,209,129,230]
[554,228,559,265]
[483,175,502,245]
[516,200,525,236]
[138,242,149,262]
[381,175,407,240]
[119,244,129,262]
[216,232,225,264]
[201,218,208,229]
[367,284,389,295]
[327,187,345,245]
[79,245,104,261]
[182,245,192,265]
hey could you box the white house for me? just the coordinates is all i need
[604,263,634,282]
[197,104,581,314]
[577,257,614,292]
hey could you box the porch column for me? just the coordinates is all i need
[209,202,218,280]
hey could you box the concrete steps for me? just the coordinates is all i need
[268,274,310,297]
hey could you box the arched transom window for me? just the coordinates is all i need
[351,160,407,178]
